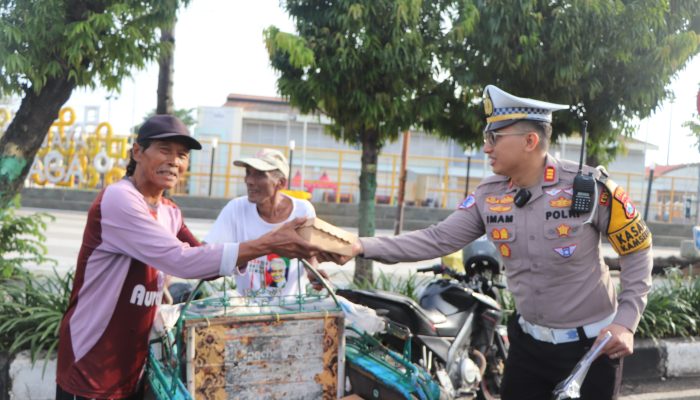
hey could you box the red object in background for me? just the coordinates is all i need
[314,172,336,189]
[291,170,303,188]
[290,171,337,194]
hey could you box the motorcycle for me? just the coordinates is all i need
[337,239,509,399]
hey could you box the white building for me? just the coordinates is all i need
[189,94,659,210]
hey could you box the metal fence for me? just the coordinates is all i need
[180,140,698,224]
[3,106,698,223]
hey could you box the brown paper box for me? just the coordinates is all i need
[296,217,357,256]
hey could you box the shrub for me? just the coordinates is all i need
[0,268,73,372]
[636,269,700,340]
[0,195,55,278]
[346,267,700,340]
[499,289,515,325]
[346,269,432,301]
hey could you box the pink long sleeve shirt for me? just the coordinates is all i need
[57,179,237,398]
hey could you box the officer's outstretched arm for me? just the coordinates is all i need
[358,206,486,264]
[594,179,653,333]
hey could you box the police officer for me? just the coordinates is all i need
[324,85,653,399]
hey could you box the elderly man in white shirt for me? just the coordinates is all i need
[205,148,324,296]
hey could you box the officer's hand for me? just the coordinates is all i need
[316,239,363,265]
[597,323,634,359]
[264,217,322,260]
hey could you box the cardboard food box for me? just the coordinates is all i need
[297,217,357,256]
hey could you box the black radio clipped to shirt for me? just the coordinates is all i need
[514,188,532,208]
[572,173,595,213]
[570,110,594,214]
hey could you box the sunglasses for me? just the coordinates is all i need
[483,130,532,146]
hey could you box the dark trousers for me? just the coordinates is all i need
[56,384,144,400]
[501,317,622,400]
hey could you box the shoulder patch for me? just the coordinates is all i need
[458,194,476,209]
[604,179,652,255]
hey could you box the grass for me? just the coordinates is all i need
[344,269,433,301]
[0,268,73,374]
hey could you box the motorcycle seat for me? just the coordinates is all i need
[346,289,447,325]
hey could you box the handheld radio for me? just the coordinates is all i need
[570,108,595,214]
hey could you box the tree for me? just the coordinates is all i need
[685,85,700,152]
[684,114,700,152]
[434,0,700,166]
[156,0,178,115]
[265,0,477,283]
[0,0,188,208]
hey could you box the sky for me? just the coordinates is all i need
[56,0,700,166]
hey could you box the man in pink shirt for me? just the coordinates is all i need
[55,115,319,399]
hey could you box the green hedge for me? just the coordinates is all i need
[351,269,700,340]
[636,269,700,339]
[0,195,54,278]
[0,268,72,373]
[1,266,697,371]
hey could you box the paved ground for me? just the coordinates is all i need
[620,376,700,399]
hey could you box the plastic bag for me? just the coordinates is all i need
[338,295,386,335]
[552,331,612,399]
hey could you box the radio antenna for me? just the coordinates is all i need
[570,103,587,173]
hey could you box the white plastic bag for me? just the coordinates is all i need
[337,295,385,335]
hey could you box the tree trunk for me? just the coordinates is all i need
[0,76,75,208]
[394,130,409,235]
[354,128,379,286]
[156,23,176,115]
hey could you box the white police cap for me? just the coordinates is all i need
[483,85,569,131]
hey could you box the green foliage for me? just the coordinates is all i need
[683,113,700,152]
[0,268,73,373]
[267,0,478,281]
[496,269,700,339]
[636,269,700,340]
[0,0,187,96]
[345,270,432,301]
[498,289,515,325]
[266,0,477,145]
[0,0,189,208]
[435,0,700,164]
[0,195,55,278]
[351,268,700,340]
